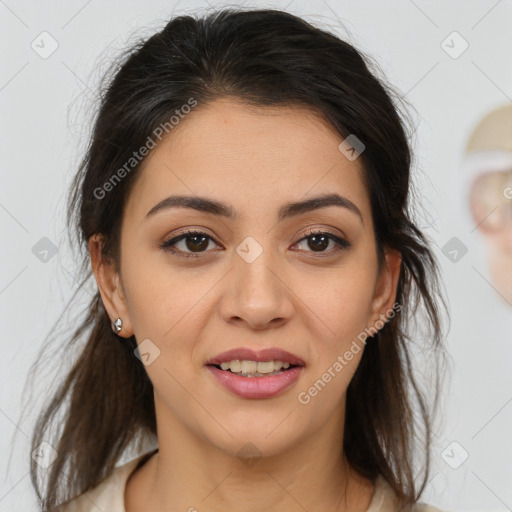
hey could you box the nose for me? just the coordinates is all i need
[219,240,294,331]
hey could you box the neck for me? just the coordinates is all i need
[126,402,375,512]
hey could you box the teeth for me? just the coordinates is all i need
[229,360,241,372]
[218,360,292,374]
[256,361,275,373]
[241,360,257,373]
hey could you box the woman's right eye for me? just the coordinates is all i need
[160,230,220,258]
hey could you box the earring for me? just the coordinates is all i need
[112,317,122,334]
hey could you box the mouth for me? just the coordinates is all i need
[207,359,300,377]
[205,347,305,376]
[204,348,305,399]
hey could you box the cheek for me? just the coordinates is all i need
[297,255,377,351]
[120,246,211,354]
[293,265,375,408]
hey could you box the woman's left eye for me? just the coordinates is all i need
[294,229,351,255]
[160,229,350,258]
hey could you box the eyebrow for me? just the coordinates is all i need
[145,193,363,224]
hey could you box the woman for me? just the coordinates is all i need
[30,7,449,512]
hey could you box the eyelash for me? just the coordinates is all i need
[160,228,351,259]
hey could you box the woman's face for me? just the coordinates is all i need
[92,97,400,458]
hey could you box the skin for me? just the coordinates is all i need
[89,97,402,512]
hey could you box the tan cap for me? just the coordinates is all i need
[465,103,512,153]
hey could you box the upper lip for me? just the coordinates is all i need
[205,348,305,366]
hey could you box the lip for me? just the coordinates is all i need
[206,365,304,399]
[205,347,305,366]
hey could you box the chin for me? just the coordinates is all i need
[203,416,305,459]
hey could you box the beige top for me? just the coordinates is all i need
[59,451,447,512]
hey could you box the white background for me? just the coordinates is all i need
[1,1,511,510]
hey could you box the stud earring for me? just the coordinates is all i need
[112,317,122,334]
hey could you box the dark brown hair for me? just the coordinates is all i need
[28,7,449,511]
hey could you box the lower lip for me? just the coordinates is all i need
[206,365,304,399]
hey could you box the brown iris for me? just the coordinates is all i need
[185,233,210,252]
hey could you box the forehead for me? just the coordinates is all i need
[124,97,371,223]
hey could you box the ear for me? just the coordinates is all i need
[88,234,134,338]
[368,248,402,328]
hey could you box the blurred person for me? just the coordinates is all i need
[462,103,512,307]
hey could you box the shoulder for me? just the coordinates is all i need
[368,476,451,512]
[57,451,156,512]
